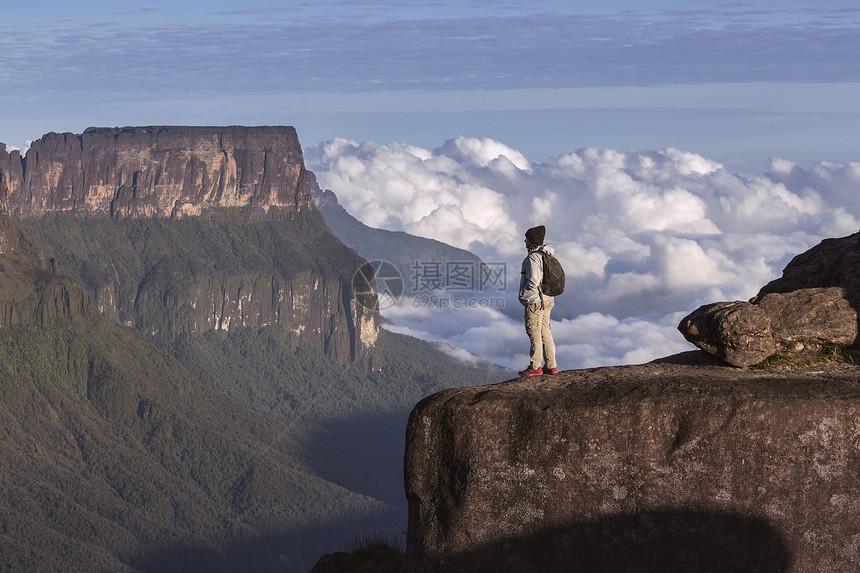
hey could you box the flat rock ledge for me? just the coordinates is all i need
[405,357,860,572]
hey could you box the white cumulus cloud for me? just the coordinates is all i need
[307,138,860,370]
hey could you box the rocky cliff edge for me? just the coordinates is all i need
[406,231,860,571]
[405,356,860,572]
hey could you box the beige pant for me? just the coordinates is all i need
[525,299,556,370]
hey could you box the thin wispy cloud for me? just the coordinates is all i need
[2,1,860,164]
[3,8,860,94]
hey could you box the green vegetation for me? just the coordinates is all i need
[312,533,406,573]
[168,326,500,423]
[23,209,354,287]
[0,313,394,572]
[21,211,368,364]
[166,326,509,510]
[0,217,395,572]
[4,210,511,571]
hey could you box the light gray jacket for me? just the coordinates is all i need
[519,245,555,306]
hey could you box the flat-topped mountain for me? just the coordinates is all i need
[0,127,380,365]
[2,126,311,221]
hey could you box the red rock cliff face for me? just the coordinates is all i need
[5,126,312,220]
[0,162,19,253]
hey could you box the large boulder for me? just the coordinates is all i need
[756,231,860,297]
[679,288,857,367]
[678,232,860,367]
[405,361,860,572]
[677,300,775,367]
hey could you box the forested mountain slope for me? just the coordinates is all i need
[0,205,390,572]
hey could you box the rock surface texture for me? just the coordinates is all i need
[679,232,860,367]
[405,358,860,572]
[0,165,16,253]
[3,126,312,220]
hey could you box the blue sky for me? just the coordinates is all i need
[2,0,860,166]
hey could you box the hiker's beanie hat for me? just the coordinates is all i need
[525,225,546,245]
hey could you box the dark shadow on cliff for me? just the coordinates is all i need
[304,410,411,510]
[651,349,731,366]
[137,515,404,573]
[410,509,790,573]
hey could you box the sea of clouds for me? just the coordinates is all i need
[306,138,860,370]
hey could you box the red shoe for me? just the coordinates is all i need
[518,366,543,377]
[544,367,558,374]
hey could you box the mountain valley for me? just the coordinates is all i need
[0,126,508,572]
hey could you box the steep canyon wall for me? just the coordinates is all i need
[3,126,311,220]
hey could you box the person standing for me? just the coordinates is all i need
[518,225,558,377]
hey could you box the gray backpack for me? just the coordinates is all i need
[540,251,565,296]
